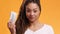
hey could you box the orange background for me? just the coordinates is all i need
[0,0,60,34]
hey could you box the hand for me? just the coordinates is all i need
[7,20,16,34]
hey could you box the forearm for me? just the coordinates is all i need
[11,31,16,34]
[10,29,16,34]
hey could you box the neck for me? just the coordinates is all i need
[29,19,40,27]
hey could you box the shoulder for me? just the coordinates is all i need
[44,24,54,34]
[44,24,54,30]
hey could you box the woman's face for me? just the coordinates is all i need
[26,3,40,22]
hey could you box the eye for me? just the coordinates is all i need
[34,10,37,13]
[26,10,30,12]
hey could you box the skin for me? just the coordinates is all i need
[26,2,44,32]
[7,20,16,34]
[7,2,44,34]
[26,3,40,23]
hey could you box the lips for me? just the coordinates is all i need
[29,16,35,19]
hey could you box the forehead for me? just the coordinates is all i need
[26,3,39,10]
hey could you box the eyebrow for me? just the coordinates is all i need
[26,7,38,10]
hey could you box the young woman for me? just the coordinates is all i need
[7,0,54,34]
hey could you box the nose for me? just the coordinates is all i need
[30,11,34,16]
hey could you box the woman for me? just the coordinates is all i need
[7,0,54,34]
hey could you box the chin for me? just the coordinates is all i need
[29,19,35,22]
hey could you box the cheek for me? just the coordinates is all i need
[35,11,40,17]
[26,12,30,18]
[34,12,40,20]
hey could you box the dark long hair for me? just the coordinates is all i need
[15,0,41,34]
